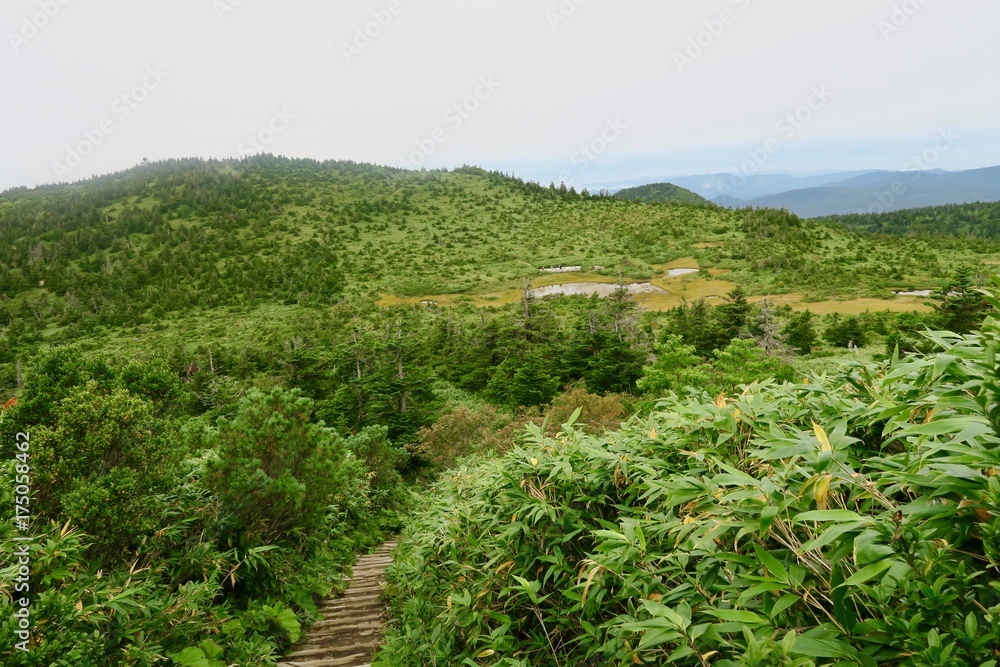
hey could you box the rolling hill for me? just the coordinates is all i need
[2,155,998,390]
[612,182,712,206]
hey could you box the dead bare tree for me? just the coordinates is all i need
[755,297,784,356]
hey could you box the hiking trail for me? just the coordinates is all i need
[278,540,397,667]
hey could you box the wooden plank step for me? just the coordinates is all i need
[277,652,370,667]
[280,540,398,667]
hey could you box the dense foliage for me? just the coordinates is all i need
[376,289,1000,666]
[0,352,404,666]
[2,158,998,666]
[821,201,1000,239]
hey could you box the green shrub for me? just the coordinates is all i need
[486,351,562,409]
[783,310,818,355]
[637,334,711,395]
[639,337,794,398]
[710,338,795,392]
[411,404,517,468]
[0,518,228,667]
[541,385,628,436]
[206,387,360,548]
[824,314,868,348]
[345,425,409,502]
[0,351,190,560]
[3,375,179,559]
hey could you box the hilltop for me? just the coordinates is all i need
[3,157,994,310]
[612,182,712,206]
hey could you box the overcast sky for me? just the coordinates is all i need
[2,0,998,192]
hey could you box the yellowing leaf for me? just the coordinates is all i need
[580,564,602,606]
[923,408,935,424]
[477,649,495,658]
[648,428,657,439]
[530,457,538,466]
[813,422,832,452]
[715,393,728,409]
[813,474,833,510]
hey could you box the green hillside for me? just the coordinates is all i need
[2,157,996,327]
[613,181,713,206]
[2,157,1000,666]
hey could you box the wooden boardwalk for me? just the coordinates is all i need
[278,541,397,667]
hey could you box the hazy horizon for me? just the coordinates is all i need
[6,155,1000,198]
[3,0,998,192]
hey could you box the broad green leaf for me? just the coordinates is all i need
[704,609,769,625]
[837,559,896,588]
[799,521,865,553]
[770,594,801,618]
[753,544,789,583]
[853,530,894,566]
[792,635,858,659]
[794,510,868,524]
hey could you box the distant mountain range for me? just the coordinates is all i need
[615,166,1000,218]
[667,170,884,202]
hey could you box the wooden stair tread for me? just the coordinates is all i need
[280,541,398,667]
